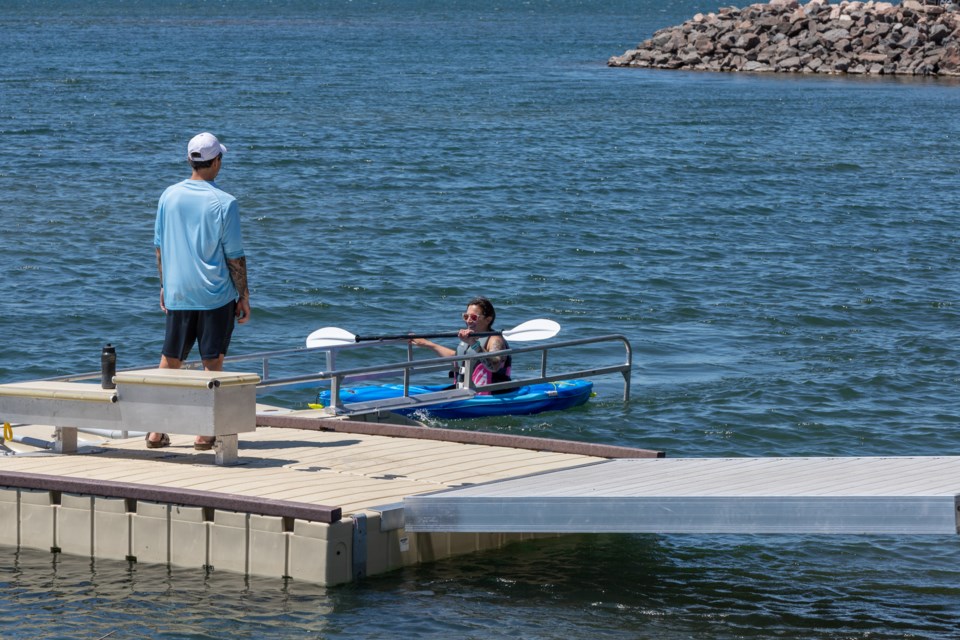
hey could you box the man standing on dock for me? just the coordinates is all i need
[147,132,251,451]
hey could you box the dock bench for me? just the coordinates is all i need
[0,369,260,466]
[0,381,121,454]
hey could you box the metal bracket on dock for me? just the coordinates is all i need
[370,503,405,532]
[352,512,367,580]
[955,495,960,535]
[213,435,239,466]
[53,427,78,454]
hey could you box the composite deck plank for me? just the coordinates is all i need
[1,424,599,517]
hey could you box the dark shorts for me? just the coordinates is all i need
[162,301,236,362]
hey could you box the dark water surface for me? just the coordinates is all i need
[3,1,960,638]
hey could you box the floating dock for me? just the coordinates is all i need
[0,409,660,585]
[4,361,959,586]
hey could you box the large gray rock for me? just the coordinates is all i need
[608,0,960,76]
[821,27,851,43]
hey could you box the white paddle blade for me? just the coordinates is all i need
[306,326,357,348]
[502,318,561,342]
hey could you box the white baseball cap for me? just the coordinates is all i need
[187,132,227,162]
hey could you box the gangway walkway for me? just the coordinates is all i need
[403,456,960,535]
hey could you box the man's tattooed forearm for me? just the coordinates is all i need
[227,256,249,299]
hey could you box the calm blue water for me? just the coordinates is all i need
[3,0,960,637]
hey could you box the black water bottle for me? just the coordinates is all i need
[101,344,116,389]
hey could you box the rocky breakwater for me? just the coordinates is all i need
[608,0,960,75]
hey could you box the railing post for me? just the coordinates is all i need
[403,343,413,397]
[330,375,343,412]
[463,354,475,391]
[622,336,632,403]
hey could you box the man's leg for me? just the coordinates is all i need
[146,355,182,445]
[201,356,224,372]
[159,355,182,369]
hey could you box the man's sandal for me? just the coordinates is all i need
[145,433,170,449]
[194,438,216,451]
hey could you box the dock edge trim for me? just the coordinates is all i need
[0,470,341,524]
[256,414,664,459]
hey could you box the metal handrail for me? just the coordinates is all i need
[271,334,632,414]
[43,334,633,415]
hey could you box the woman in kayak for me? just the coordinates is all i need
[411,296,512,394]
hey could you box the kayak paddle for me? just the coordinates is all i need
[306,318,560,348]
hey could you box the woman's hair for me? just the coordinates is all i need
[467,296,496,327]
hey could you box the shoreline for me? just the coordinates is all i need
[609,0,960,75]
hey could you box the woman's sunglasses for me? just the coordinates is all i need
[462,313,483,322]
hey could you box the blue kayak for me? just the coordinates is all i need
[316,379,593,419]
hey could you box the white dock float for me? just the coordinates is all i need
[403,456,960,535]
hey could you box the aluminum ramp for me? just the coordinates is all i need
[403,457,960,535]
[321,388,476,416]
